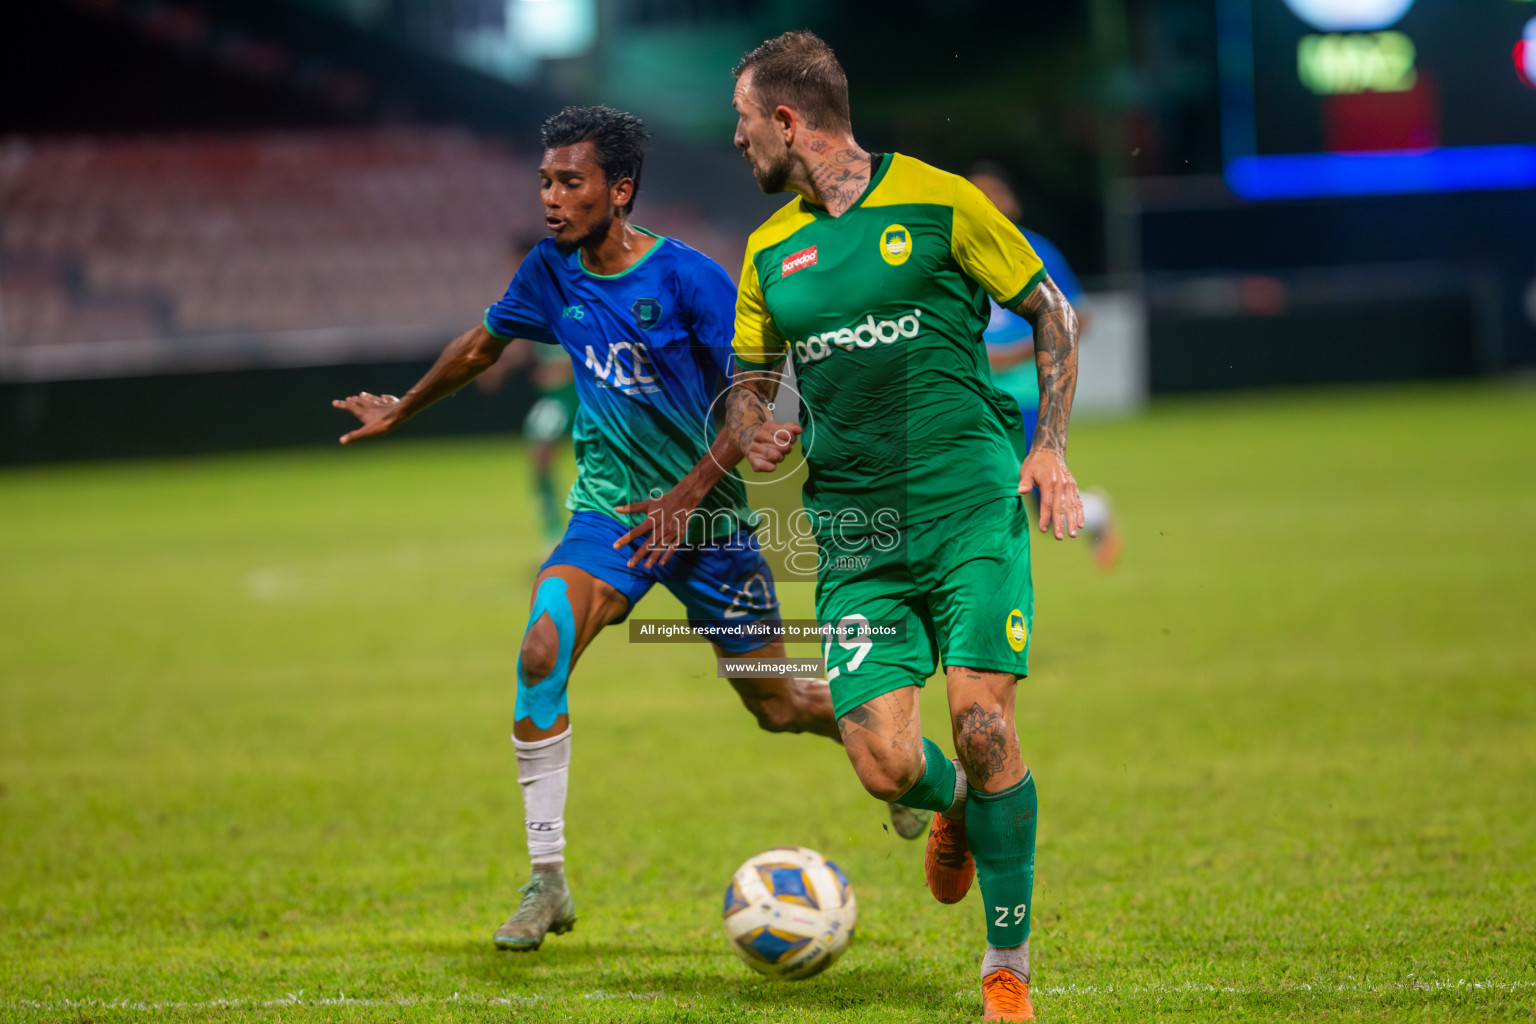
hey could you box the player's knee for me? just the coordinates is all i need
[859,760,922,802]
[518,616,561,686]
[516,577,575,729]
[954,709,1017,783]
[845,740,923,802]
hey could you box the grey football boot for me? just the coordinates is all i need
[493,871,576,951]
[888,802,932,840]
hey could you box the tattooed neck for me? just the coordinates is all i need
[801,143,871,217]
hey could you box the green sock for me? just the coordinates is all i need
[894,737,957,812]
[535,474,559,539]
[966,772,1037,947]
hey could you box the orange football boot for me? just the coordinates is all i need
[1093,521,1123,572]
[981,968,1035,1021]
[924,813,974,904]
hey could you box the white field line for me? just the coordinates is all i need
[10,979,1535,1012]
[1029,979,1536,996]
[9,990,657,1011]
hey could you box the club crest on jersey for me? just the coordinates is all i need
[879,224,911,266]
[1006,608,1028,653]
[782,245,818,278]
[631,296,663,330]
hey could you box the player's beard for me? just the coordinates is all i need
[752,150,793,195]
[552,208,614,255]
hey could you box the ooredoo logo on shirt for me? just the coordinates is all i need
[782,245,818,278]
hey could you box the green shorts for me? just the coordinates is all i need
[815,496,1035,720]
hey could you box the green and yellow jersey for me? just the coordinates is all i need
[733,152,1046,534]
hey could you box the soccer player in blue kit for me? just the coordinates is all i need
[968,164,1122,571]
[333,106,926,952]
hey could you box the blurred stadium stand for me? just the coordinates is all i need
[0,129,740,379]
[1116,177,1535,392]
[0,0,767,461]
[1,0,1529,461]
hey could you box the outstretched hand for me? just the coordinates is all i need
[746,420,800,473]
[333,392,403,445]
[612,482,705,570]
[1019,449,1085,540]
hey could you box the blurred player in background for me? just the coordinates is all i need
[519,345,577,542]
[334,105,923,956]
[968,163,1121,571]
[479,334,578,544]
[727,31,1084,1022]
[475,237,578,544]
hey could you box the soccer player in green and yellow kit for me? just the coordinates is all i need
[723,32,1086,1022]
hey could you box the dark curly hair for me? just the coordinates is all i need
[540,105,650,216]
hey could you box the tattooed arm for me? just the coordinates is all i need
[1012,276,1085,539]
[725,368,801,472]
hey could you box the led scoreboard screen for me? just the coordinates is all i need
[1219,0,1536,198]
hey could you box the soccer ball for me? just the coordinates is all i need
[722,846,857,981]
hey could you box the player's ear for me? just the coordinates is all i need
[774,105,795,143]
[610,176,635,212]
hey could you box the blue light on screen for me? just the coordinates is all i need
[1219,0,1536,200]
[1226,145,1536,199]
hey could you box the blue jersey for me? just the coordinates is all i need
[483,227,752,540]
[986,228,1085,407]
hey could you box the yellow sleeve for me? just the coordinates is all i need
[950,176,1048,310]
[732,249,788,372]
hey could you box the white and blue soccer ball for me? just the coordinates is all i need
[722,846,857,981]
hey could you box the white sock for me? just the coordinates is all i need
[1081,491,1111,536]
[981,938,1030,983]
[513,726,571,869]
[943,757,968,819]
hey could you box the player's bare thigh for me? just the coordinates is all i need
[718,636,839,740]
[514,564,629,742]
[945,665,1027,794]
[836,686,925,801]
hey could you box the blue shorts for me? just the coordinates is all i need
[541,511,782,655]
[1008,402,1038,461]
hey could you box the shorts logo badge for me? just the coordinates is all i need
[782,245,818,277]
[1006,608,1028,653]
[879,224,911,266]
[631,297,662,330]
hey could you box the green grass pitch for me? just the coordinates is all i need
[2,383,1533,1022]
